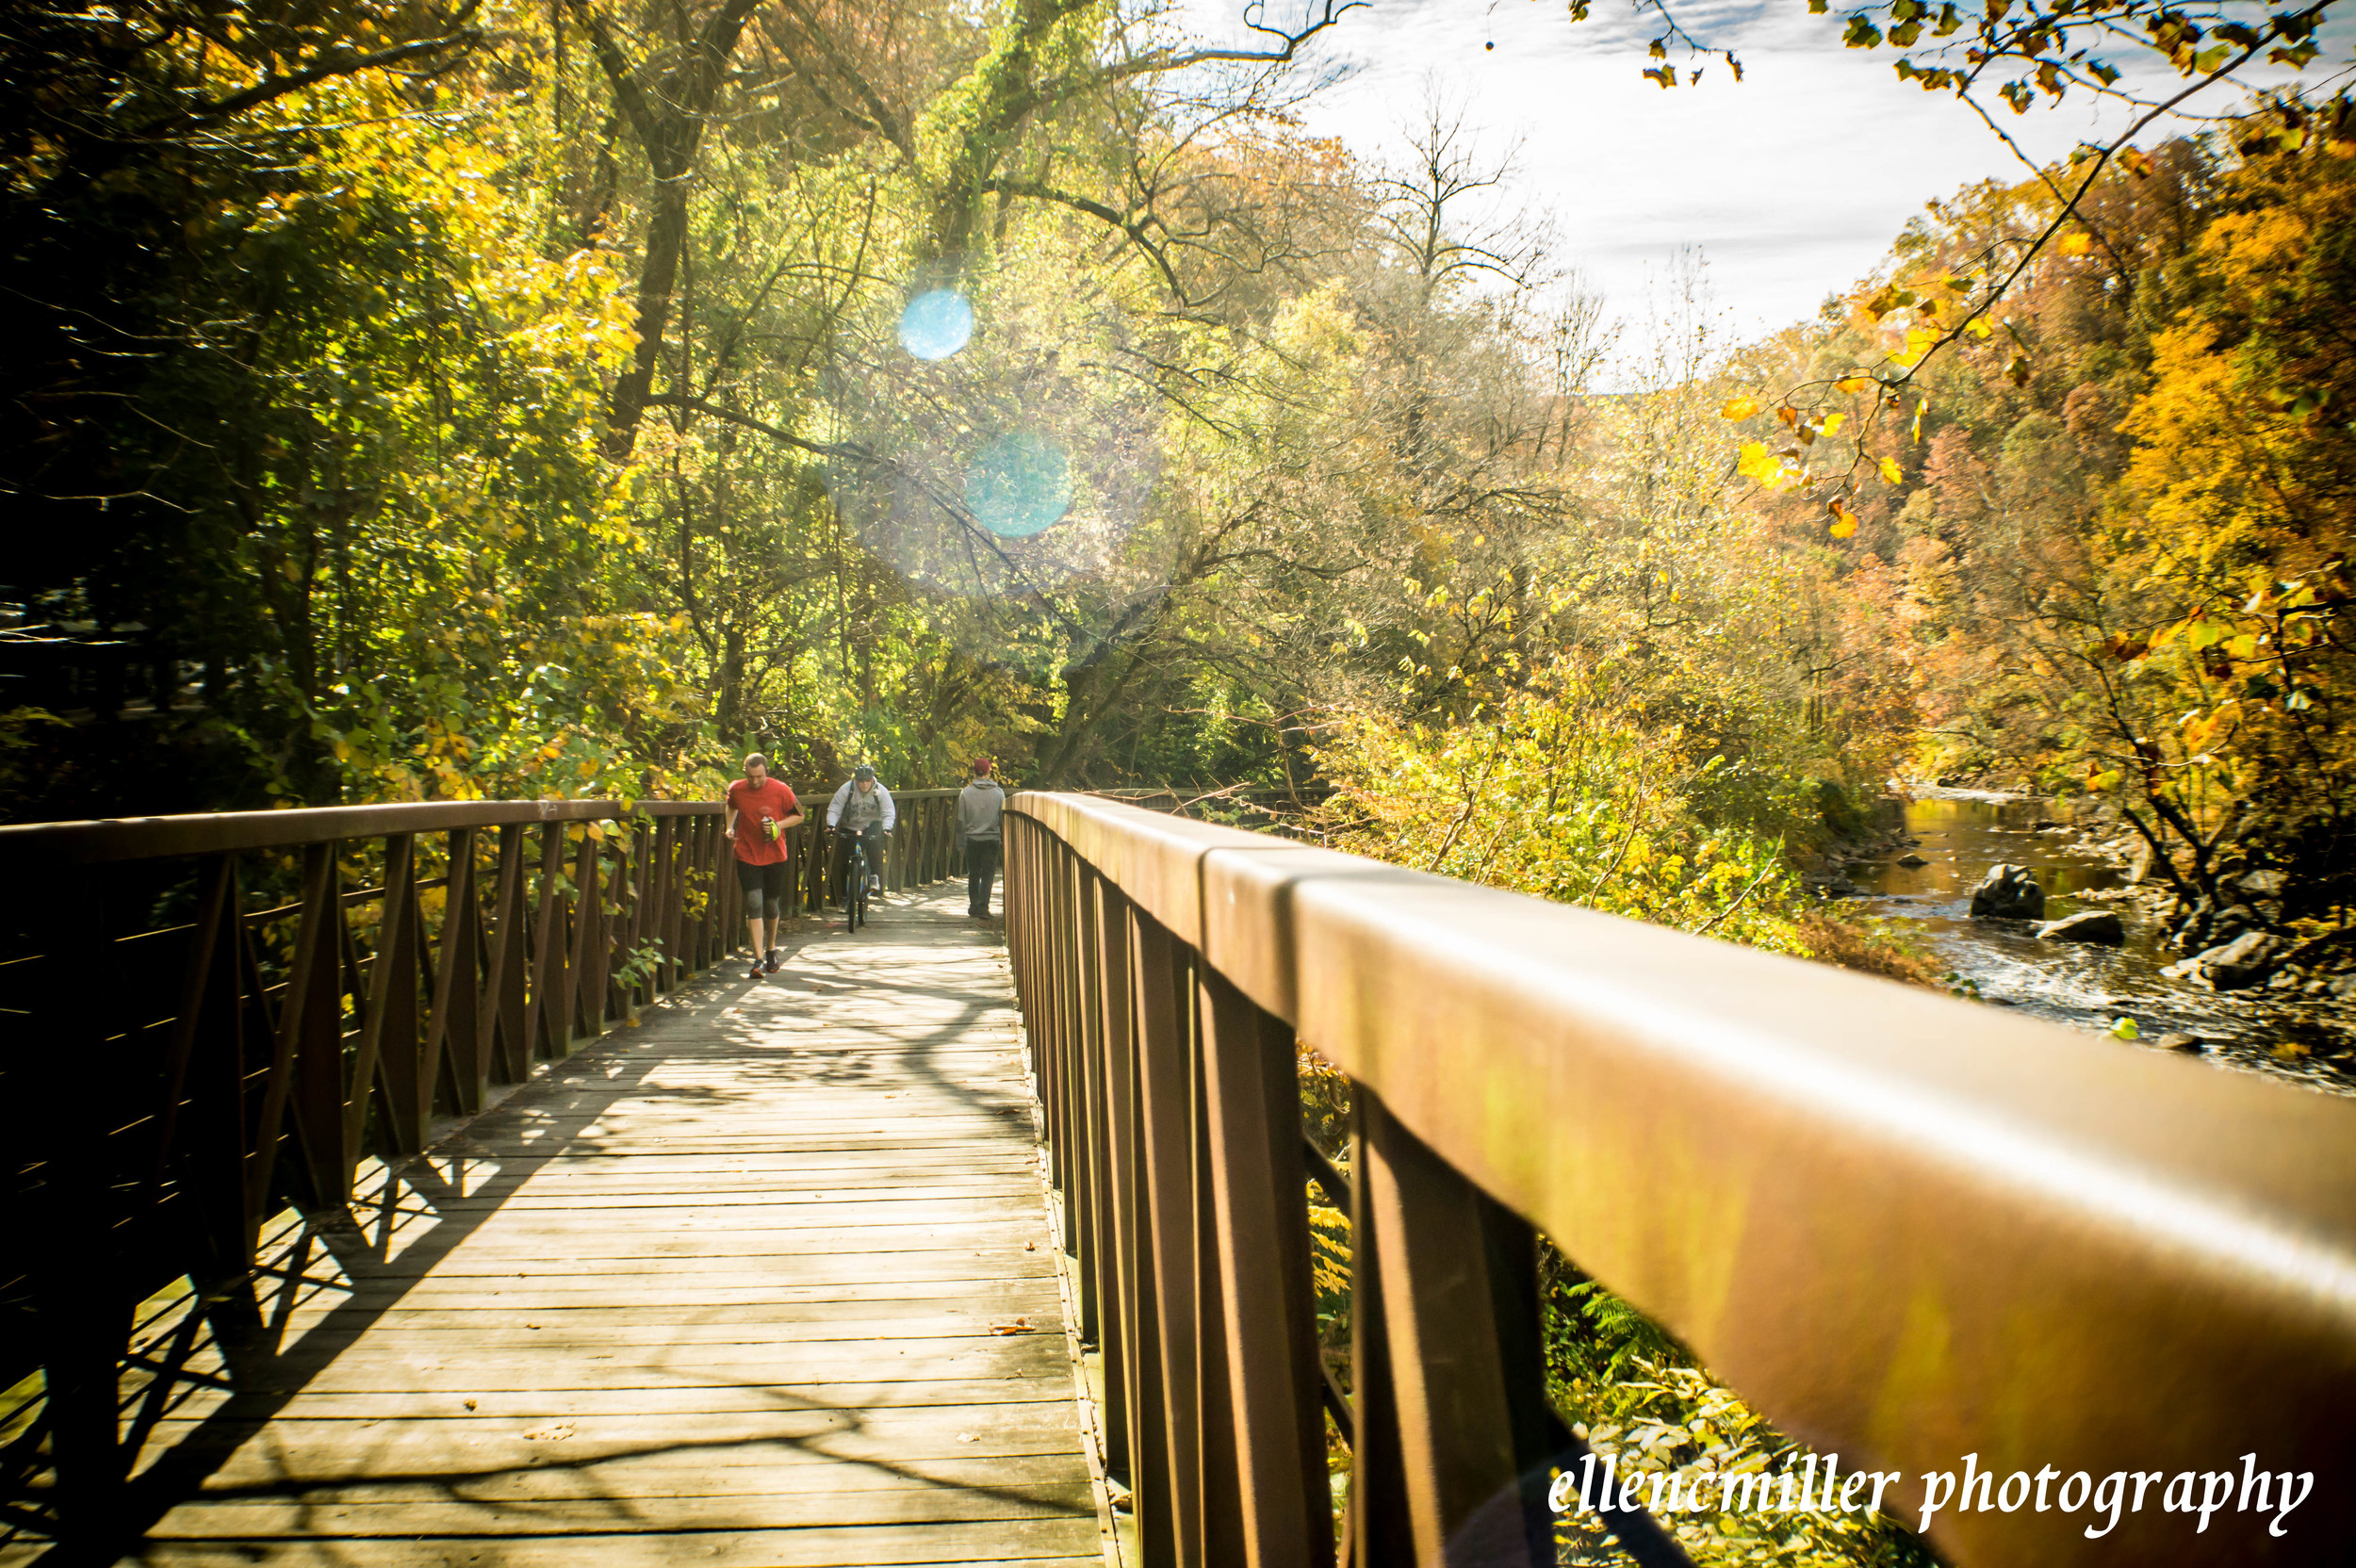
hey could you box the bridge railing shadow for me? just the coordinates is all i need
[0,790,970,1554]
[1004,791,2356,1568]
[8,1033,1084,1561]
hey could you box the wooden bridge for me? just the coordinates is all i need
[3,791,2352,1568]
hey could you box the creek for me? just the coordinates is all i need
[1846,790,2354,1096]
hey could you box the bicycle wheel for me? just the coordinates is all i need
[849,847,867,931]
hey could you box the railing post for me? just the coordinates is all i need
[567,829,606,1040]
[1096,883,1165,1538]
[615,818,650,1018]
[284,840,352,1212]
[425,826,483,1117]
[716,808,742,946]
[1200,971,1334,1567]
[483,823,530,1086]
[527,822,565,1057]
[1060,842,1093,1268]
[686,815,712,962]
[154,853,263,1324]
[26,878,132,1534]
[651,816,679,992]
[1350,1092,1567,1568]
[1346,1096,1415,1568]
[1129,905,1202,1564]
[803,813,822,916]
[352,831,424,1164]
[1034,831,1068,1201]
[1077,869,1131,1485]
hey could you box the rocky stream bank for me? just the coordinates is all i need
[1818,786,2356,1096]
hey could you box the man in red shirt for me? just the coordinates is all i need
[725,753,803,979]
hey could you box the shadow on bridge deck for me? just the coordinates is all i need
[9,888,1110,1568]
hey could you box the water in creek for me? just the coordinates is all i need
[1847,791,2355,1095]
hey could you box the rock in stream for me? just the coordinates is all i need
[1969,863,2047,921]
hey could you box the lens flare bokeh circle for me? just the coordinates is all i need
[964,433,1072,537]
[897,290,974,361]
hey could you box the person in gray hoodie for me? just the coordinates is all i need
[958,757,1006,918]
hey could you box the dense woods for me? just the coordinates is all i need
[3,0,2349,976]
[4,3,2346,957]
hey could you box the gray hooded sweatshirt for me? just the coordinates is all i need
[957,778,1006,841]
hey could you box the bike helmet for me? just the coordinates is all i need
[853,763,875,781]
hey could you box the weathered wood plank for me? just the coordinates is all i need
[192,1341,1074,1392]
[268,1277,1063,1307]
[147,1488,1097,1535]
[115,1539,1104,1568]
[146,1383,1089,1419]
[126,1428,1095,1478]
[285,1250,1064,1282]
[277,1294,1062,1329]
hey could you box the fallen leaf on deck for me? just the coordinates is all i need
[990,1319,1033,1335]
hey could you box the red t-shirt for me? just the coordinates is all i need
[727,778,800,865]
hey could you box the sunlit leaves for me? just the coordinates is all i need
[1310,667,1816,952]
[1827,498,1859,537]
[1890,326,1939,367]
[1736,440,1799,489]
[1720,393,1764,419]
[1863,286,1915,320]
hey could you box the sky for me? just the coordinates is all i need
[1170,0,2341,343]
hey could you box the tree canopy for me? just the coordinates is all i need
[1,0,2348,954]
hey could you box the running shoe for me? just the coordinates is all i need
[763,952,781,973]
[746,959,764,981]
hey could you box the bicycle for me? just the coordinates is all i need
[837,825,887,932]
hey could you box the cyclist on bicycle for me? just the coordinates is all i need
[826,763,894,915]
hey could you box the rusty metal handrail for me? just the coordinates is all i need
[1004,790,2356,1566]
[3,787,973,1539]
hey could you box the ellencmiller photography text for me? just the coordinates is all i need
[1546,1450,2315,1541]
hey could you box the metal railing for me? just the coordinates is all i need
[1004,791,2356,1567]
[0,786,967,1534]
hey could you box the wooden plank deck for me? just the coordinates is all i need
[46,888,1110,1568]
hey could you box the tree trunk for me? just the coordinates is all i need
[606,176,689,459]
